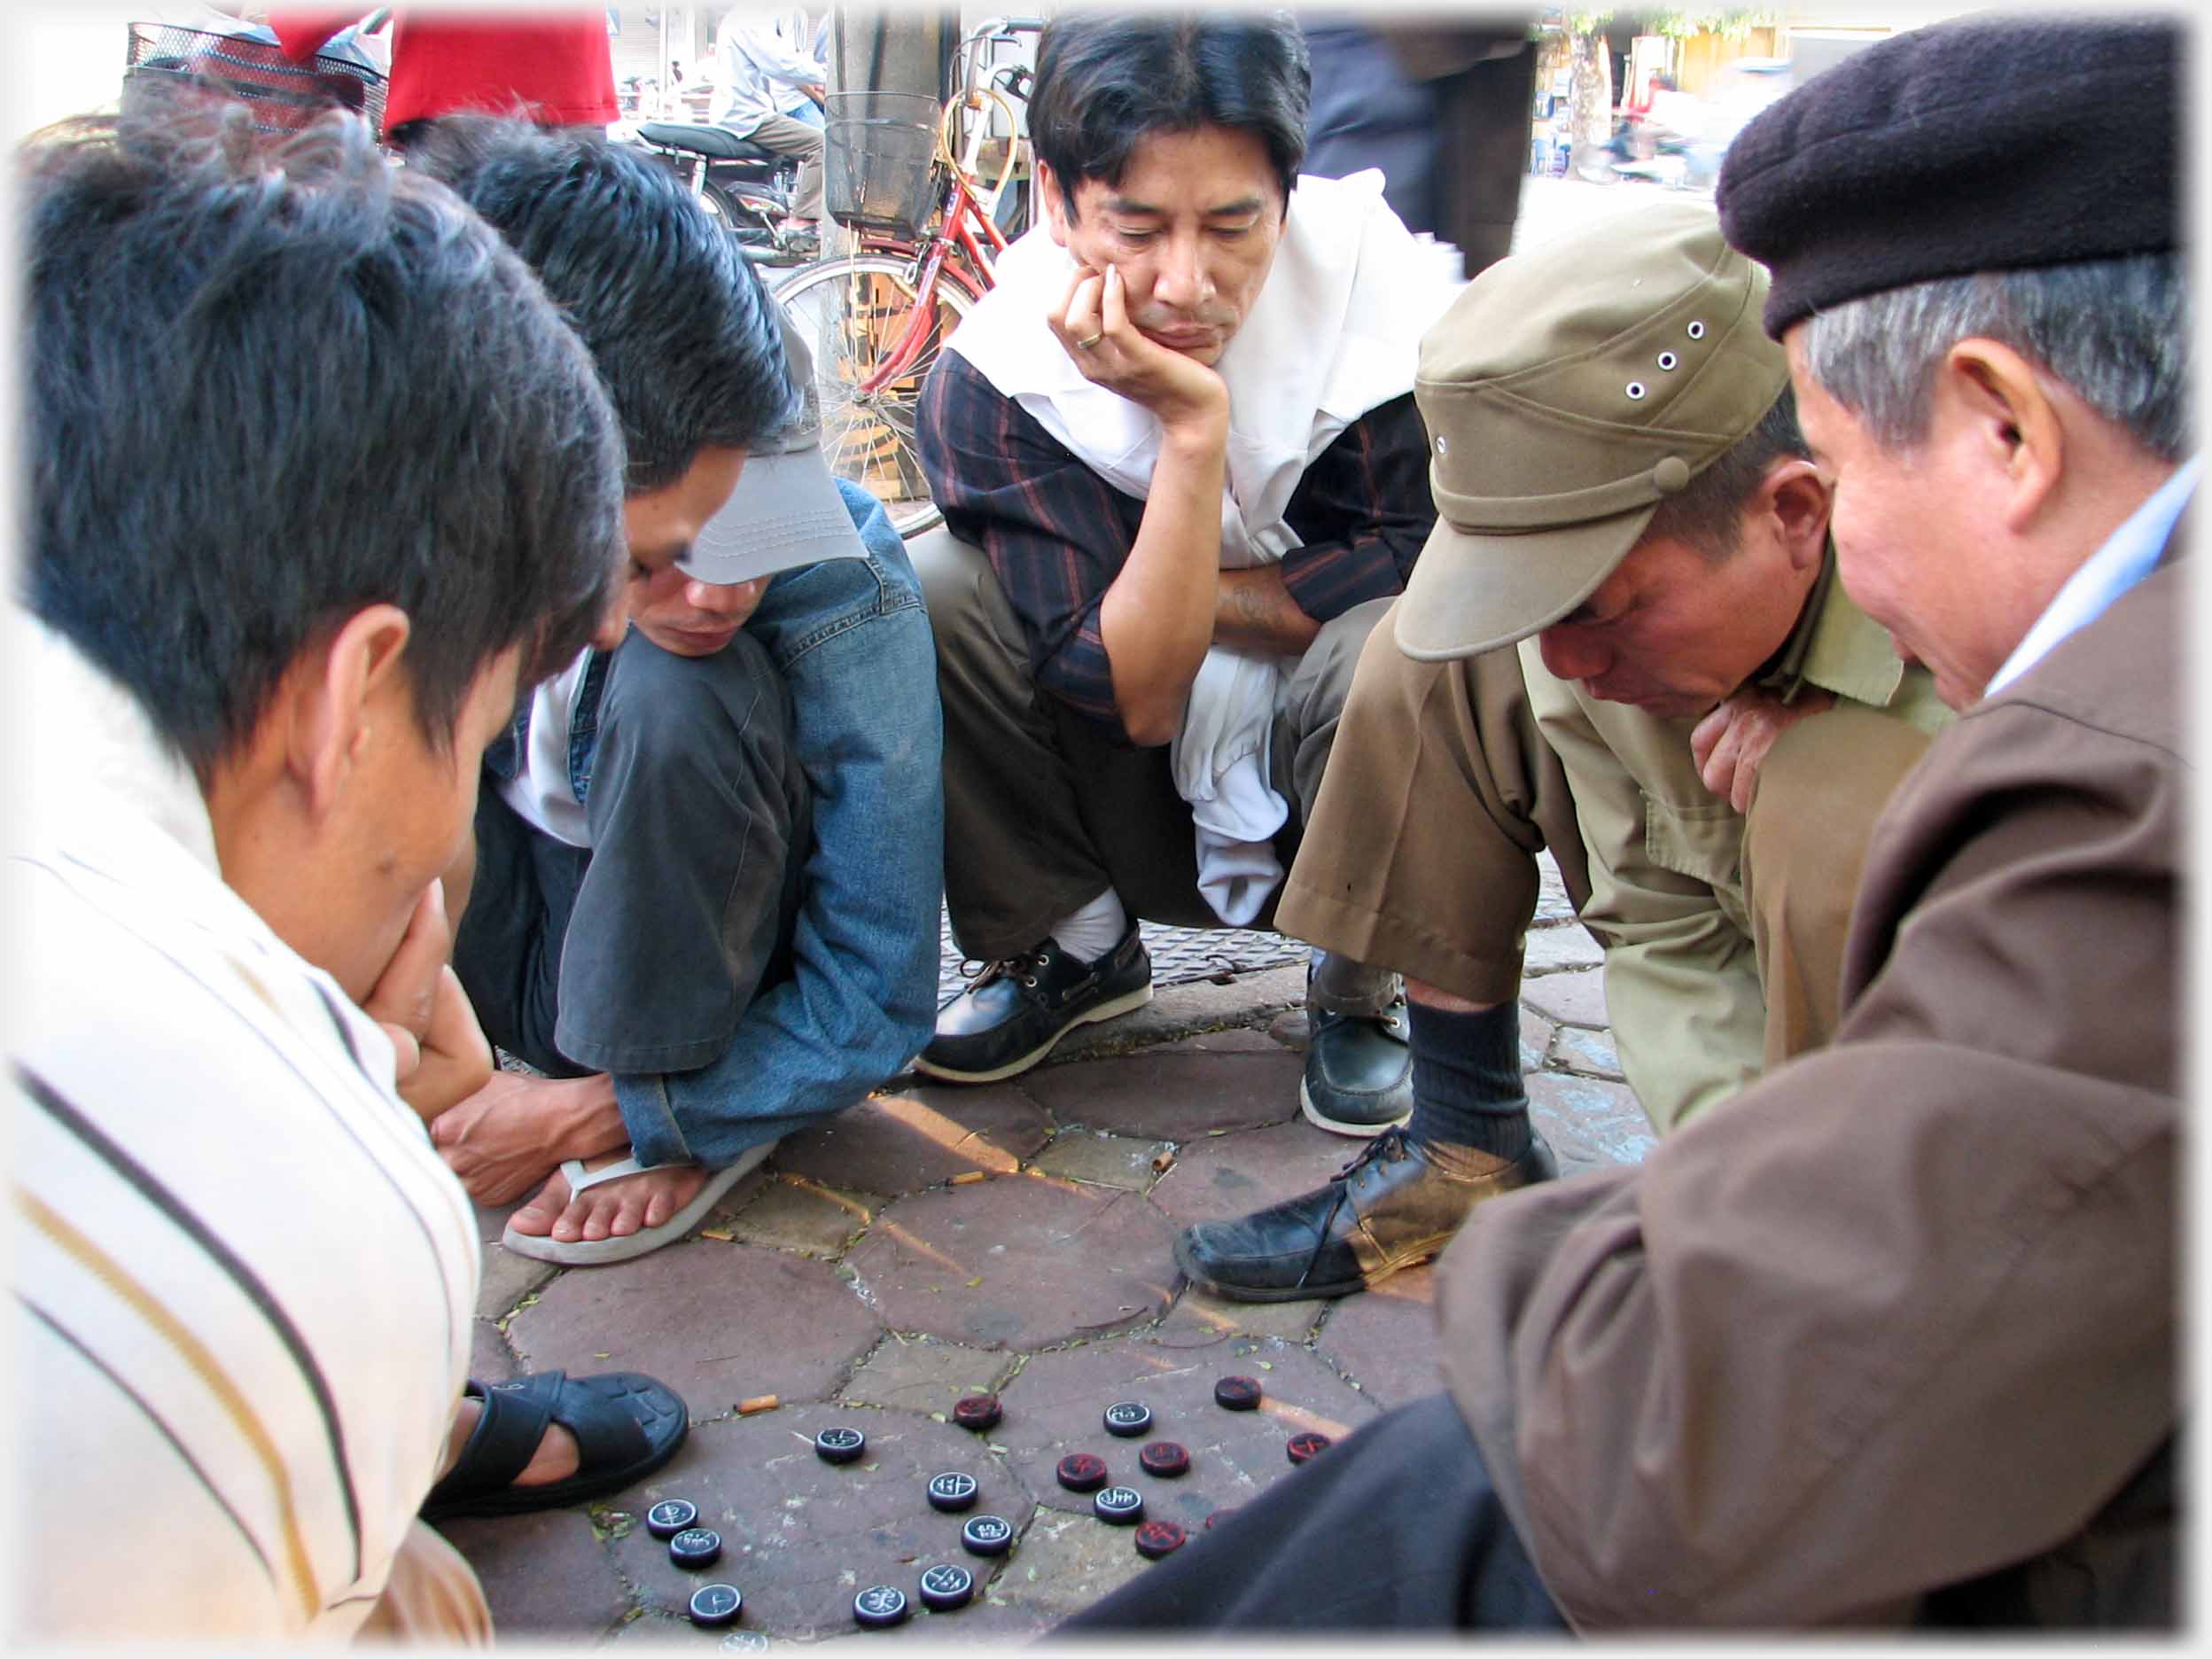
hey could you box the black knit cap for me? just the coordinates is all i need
[1717,11,2185,339]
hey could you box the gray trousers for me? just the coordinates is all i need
[911,528,1390,962]
[744,112,826,222]
[454,629,810,1083]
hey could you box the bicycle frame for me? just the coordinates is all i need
[847,101,1011,396]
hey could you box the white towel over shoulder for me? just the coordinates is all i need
[949,171,1459,923]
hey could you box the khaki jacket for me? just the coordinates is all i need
[1521,557,1949,1130]
[1438,551,2184,1628]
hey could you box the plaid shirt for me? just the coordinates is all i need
[918,350,1436,732]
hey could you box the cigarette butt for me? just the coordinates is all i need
[1149,1151,1176,1175]
[737,1393,780,1415]
[951,1171,987,1185]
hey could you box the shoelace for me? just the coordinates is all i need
[958,944,1056,993]
[1296,1127,1414,1291]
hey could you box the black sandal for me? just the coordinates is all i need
[421,1368,689,1523]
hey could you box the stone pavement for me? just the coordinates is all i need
[444,854,1654,1646]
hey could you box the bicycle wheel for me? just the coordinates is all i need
[773,254,977,540]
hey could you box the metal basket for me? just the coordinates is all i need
[124,23,387,137]
[822,90,940,242]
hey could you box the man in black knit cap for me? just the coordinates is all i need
[1056,11,2185,1632]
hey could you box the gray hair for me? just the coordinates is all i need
[1796,253,2190,463]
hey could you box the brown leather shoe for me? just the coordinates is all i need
[1172,1126,1557,1302]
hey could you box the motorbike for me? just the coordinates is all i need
[627,121,815,268]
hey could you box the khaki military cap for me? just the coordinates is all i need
[1397,197,1791,661]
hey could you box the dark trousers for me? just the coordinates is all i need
[910,526,1387,962]
[1057,1391,1569,1633]
[455,629,810,1082]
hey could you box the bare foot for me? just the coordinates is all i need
[429,1070,627,1206]
[506,1154,712,1244]
[441,1394,581,1488]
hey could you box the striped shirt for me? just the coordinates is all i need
[917,350,1437,732]
[7,613,480,1640]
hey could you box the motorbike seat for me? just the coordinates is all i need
[636,122,782,165]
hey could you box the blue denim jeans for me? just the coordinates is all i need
[458,481,944,1170]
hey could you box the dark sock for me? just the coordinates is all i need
[1403,1000,1532,1172]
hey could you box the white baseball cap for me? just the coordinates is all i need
[676,311,863,585]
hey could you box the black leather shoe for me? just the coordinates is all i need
[1172,1126,1557,1302]
[913,925,1152,1084]
[1300,999,1413,1136]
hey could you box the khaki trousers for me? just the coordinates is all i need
[912,528,1388,962]
[1279,599,1930,1129]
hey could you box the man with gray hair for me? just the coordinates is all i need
[1062,9,2183,1632]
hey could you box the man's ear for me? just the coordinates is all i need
[1035,157,1072,246]
[289,604,413,820]
[1937,338,2062,534]
[1759,456,1832,573]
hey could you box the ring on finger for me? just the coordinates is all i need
[1076,331,1103,350]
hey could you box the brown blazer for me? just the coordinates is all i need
[1435,550,2185,1628]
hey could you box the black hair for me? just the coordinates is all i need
[1029,10,1311,220]
[23,83,625,780]
[1647,384,1813,559]
[405,116,798,493]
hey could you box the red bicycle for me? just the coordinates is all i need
[773,18,1040,538]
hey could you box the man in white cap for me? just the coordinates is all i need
[412,121,943,1266]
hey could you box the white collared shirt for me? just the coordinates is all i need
[1985,455,2199,697]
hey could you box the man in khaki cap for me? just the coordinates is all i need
[1176,195,1947,1304]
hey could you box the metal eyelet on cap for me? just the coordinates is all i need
[1686,320,1707,339]
[1657,351,1678,370]
[1625,382,1647,400]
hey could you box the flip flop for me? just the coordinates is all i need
[421,1368,688,1523]
[498,1141,776,1267]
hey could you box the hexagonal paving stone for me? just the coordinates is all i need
[1523,921,1605,974]
[975,1505,1148,1626]
[1017,1030,1302,1141]
[1519,1009,1556,1076]
[838,1335,1013,1414]
[1313,1267,1448,1410]
[1528,1071,1655,1172]
[504,1240,881,1417]
[469,1318,523,1387]
[991,1336,1379,1523]
[604,1405,1035,1641]
[1551,1024,1624,1081]
[1145,1287,1324,1349]
[721,1173,876,1258]
[773,1085,1048,1195]
[477,1243,559,1322]
[1145,1118,1356,1228]
[1519,965,1608,1030]
[845,1172,1177,1349]
[1029,1128,1174,1192]
[436,1505,631,1639]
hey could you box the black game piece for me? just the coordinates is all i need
[1092,1485,1145,1525]
[925,1471,979,1513]
[1134,1520,1187,1560]
[962,1514,1016,1557]
[645,1498,698,1539]
[1214,1375,1263,1411]
[814,1426,867,1464]
[1102,1401,1153,1437]
[917,1562,975,1612]
[853,1585,910,1629]
[1286,1431,1332,1465]
[687,1583,744,1628]
[1055,1452,1109,1493]
[668,1527,722,1569]
[952,1393,1002,1431]
[1138,1440,1189,1478]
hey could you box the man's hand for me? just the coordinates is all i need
[1690,687,1836,814]
[362,880,493,1124]
[1051,261,1228,439]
